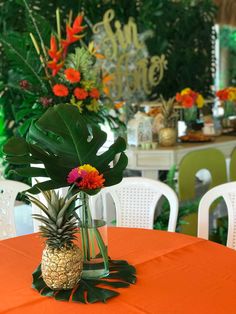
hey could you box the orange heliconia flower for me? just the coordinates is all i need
[48,35,62,62]
[89,88,100,99]
[74,87,88,100]
[61,15,85,53]
[64,68,81,83]
[47,35,64,76]
[52,84,69,97]
[47,60,64,77]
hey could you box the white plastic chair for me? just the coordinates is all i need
[90,177,179,231]
[0,179,30,239]
[198,181,236,249]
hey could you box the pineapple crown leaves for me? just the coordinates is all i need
[160,96,178,128]
[28,189,79,248]
[3,104,128,194]
[28,189,79,227]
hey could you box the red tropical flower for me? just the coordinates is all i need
[52,84,69,97]
[48,35,62,62]
[47,60,64,76]
[61,15,85,54]
[64,68,81,83]
[19,80,30,90]
[74,87,88,100]
[89,88,100,99]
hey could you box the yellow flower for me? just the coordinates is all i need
[228,87,236,101]
[228,91,235,101]
[181,88,191,95]
[79,164,97,173]
[196,94,204,108]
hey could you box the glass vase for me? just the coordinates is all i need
[79,192,109,279]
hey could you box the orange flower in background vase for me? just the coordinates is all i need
[74,87,88,100]
[175,88,205,109]
[52,84,69,97]
[64,68,81,83]
[216,87,236,102]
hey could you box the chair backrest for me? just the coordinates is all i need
[0,179,30,239]
[178,148,227,201]
[198,181,236,249]
[90,177,179,231]
[230,147,236,181]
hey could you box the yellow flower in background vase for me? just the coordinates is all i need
[181,88,191,95]
[196,94,204,108]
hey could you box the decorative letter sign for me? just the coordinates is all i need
[93,9,167,101]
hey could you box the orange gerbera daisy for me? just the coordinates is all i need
[89,88,100,99]
[67,164,105,190]
[74,87,88,100]
[52,84,69,97]
[64,68,81,83]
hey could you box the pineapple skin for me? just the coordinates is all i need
[42,244,83,290]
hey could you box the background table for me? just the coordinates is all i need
[127,135,236,179]
[1,228,236,313]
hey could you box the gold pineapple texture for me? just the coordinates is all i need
[29,190,83,290]
[160,96,177,128]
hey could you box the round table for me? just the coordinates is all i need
[0,228,236,314]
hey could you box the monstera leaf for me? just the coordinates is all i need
[3,104,128,194]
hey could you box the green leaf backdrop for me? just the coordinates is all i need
[0,0,217,177]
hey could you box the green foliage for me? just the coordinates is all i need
[3,104,128,194]
[219,26,236,87]
[32,259,136,303]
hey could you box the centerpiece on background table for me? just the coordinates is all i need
[2,6,136,303]
[175,88,210,142]
[175,88,205,128]
[216,87,236,130]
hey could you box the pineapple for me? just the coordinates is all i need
[28,190,83,290]
[159,96,178,146]
[160,96,178,128]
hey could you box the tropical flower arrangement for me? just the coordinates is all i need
[175,88,205,109]
[44,14,102,114]
[216,87,236,102]
[0,4,123,138]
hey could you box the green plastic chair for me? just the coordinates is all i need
[229,148,236,182]
[178,148,228,235]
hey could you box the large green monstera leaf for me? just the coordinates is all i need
[3,104,128,194]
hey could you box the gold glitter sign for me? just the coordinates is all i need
[93,9,167,101]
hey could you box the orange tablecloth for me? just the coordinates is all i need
[0,228,236,314]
